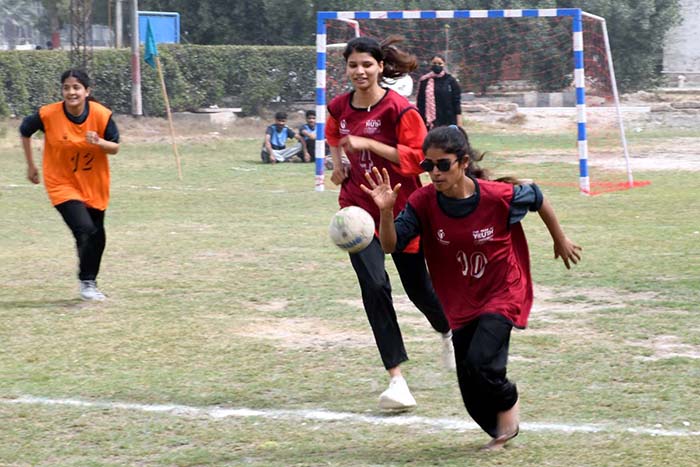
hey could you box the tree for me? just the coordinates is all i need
[136,0,679,92]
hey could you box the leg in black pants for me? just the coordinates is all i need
[349,237,407,370]
[392,249,451,335]
[453,313,518,438]
[55,200,106,281]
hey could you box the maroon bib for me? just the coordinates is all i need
[409,181,533,329]
[328,90,422,223]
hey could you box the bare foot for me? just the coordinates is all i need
[482,427,519,451]
[482,398,520,451]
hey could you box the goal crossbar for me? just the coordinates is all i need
[313,8,633,195]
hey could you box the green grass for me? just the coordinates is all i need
[1,119,699,466]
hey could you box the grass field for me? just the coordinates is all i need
[1,115,699,466]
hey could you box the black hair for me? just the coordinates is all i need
[274,111,287,120]
[61,69,90,88]
[422,125,488,179]
[422,125,521,184]
[343,35,417,80]
[305,110,316,118]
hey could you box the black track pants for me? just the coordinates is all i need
[55,200,106,281]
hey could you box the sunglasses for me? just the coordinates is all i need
[419,158,458,172]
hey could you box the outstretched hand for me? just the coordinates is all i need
[360,167,401,212]
[553,237,582,269]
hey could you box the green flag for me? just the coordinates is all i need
[144,20,158,68]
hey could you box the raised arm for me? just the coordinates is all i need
[537,197,582,269]
[361,167,400,253]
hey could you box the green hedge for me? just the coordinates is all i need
[0,44,315,118]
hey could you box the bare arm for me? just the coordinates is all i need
[21,136,40,184]
[329,145,350,185]
[361,167,400,253]
[296,134,311,161]
[264,134,276,164]
[86,131,119,155]
[339,135,400,164]
[537,197,582,269]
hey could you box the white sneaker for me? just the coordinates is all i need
[441,331,456,370]
[79,280,105,301]
[378,376,417,410]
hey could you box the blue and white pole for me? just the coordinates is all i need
[572,9,590,194]
[314,13,331,191]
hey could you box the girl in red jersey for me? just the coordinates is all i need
[20,69,120,301]
[326,36,453,410]
[362,125,582,449]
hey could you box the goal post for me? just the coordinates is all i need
[314,8,640,196]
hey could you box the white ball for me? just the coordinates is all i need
[329,206,375,253]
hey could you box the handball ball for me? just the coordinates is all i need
[329,206,375,253]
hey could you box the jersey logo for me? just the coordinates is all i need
[436,229,450,245]
[364,119,381,135]
[339,119,350,135]
[472,226,494,244]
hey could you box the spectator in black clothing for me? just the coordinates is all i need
[417,54,463,129]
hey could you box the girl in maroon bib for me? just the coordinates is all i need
[326,36,453,411]
[363,125,582,449]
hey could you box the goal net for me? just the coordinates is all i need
[316,9,649,195]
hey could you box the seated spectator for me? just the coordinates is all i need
[298,110,330,163]
[261,111,309,164]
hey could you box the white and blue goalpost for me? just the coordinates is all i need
[313,8,633,196]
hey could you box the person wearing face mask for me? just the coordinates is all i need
[19,69,120,301]
[417,54,463,129]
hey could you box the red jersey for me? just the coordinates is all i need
[327,89,427,253]
[408,181,533,329]
[326,89,426,220]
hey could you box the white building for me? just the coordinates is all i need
[662,0,700,87]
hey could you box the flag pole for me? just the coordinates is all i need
[144,19,182,180]
[155,56,183,180]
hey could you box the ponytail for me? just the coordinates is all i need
[343,35,418,80]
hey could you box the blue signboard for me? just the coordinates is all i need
[138,11,180,44]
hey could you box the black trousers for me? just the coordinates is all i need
[349,237,450,370]
[55,200,106,281]
[453,313,518,438]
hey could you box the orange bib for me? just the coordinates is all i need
[39,101,112,210]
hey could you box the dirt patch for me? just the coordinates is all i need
[234,316,374,349]
[465,105,700,171]
[629,335,700,361]
[233,287,665,350]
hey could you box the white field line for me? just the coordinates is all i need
[3,395,699,437]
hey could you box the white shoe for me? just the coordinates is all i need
[80,280,105,301]
[441,331,456,370]
[378,376,417,410]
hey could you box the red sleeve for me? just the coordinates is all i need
[325,114,341,147]
[395,108,427,176]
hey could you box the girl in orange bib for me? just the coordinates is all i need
[20,69,120,301]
